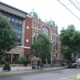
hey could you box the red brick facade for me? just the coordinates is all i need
[24,16,32,61]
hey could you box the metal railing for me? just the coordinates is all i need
[31,60,67,69]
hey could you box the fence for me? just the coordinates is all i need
[31,60,67,69]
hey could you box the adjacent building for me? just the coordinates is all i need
[0,2,27,62]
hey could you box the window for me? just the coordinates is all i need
[13,28,22,45]
[19,20,22,28]
[16,19,19,27]
[42,27,49,36]
[54,38,56,43]
[12,54,19,62]
[2,12,23,46]
[17,35,22,42]
[12,18,15,26]
[35,23,37,28]
[33,22,35,28]
[8,16,12,24]
[56,53,57,58]
[37,24,40,29]
[5,54,11,62]
[36,23,39,29]
[14,28,17,32]
[52,30,54,34]
[53,37,55,42]
[55,44,57,49]
[33,32,36,42]
[18,29,22,34]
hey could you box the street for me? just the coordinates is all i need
[0,68,80,80]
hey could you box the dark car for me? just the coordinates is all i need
[68,60,80,68]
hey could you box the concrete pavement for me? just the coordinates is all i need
[0,66,67,76]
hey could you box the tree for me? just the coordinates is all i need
[61,45,72,61]
[30,33,51,63]
[60,24,80,61]
[0,14,17,61]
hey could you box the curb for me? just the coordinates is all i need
[0,67,67,77]
[0,71,27,77]
[27,67,67,73]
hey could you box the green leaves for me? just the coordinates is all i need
[30,33,51,61]
[60,24,80,60]
[0,14,17,55]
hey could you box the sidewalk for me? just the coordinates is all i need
[0,66,67,76]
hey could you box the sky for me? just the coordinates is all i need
[0,0,80,33]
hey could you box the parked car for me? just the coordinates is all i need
[68,60,80,68]
[61,62,66,66]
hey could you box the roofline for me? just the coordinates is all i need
[0,9,25,19]
[0,1,28,15]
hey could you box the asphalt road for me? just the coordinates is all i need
[0,68,80,80]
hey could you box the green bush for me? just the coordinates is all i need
[22,58,27,66]
[15,57,27,66]
[3,63,11,71]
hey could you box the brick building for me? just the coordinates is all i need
[25,9,62,63]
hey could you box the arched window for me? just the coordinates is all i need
[42,27,49,36]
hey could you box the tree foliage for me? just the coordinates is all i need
[30,33,51,61]
[0,14,17,60]
[60,24,80,61]
[61,45,72,61]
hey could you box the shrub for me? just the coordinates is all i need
[3,63,11,71]
[15,57,27,66]
[22,58,27,66]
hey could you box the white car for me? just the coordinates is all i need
[68,60,80,68]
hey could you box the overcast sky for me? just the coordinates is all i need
[0,0,80,33]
